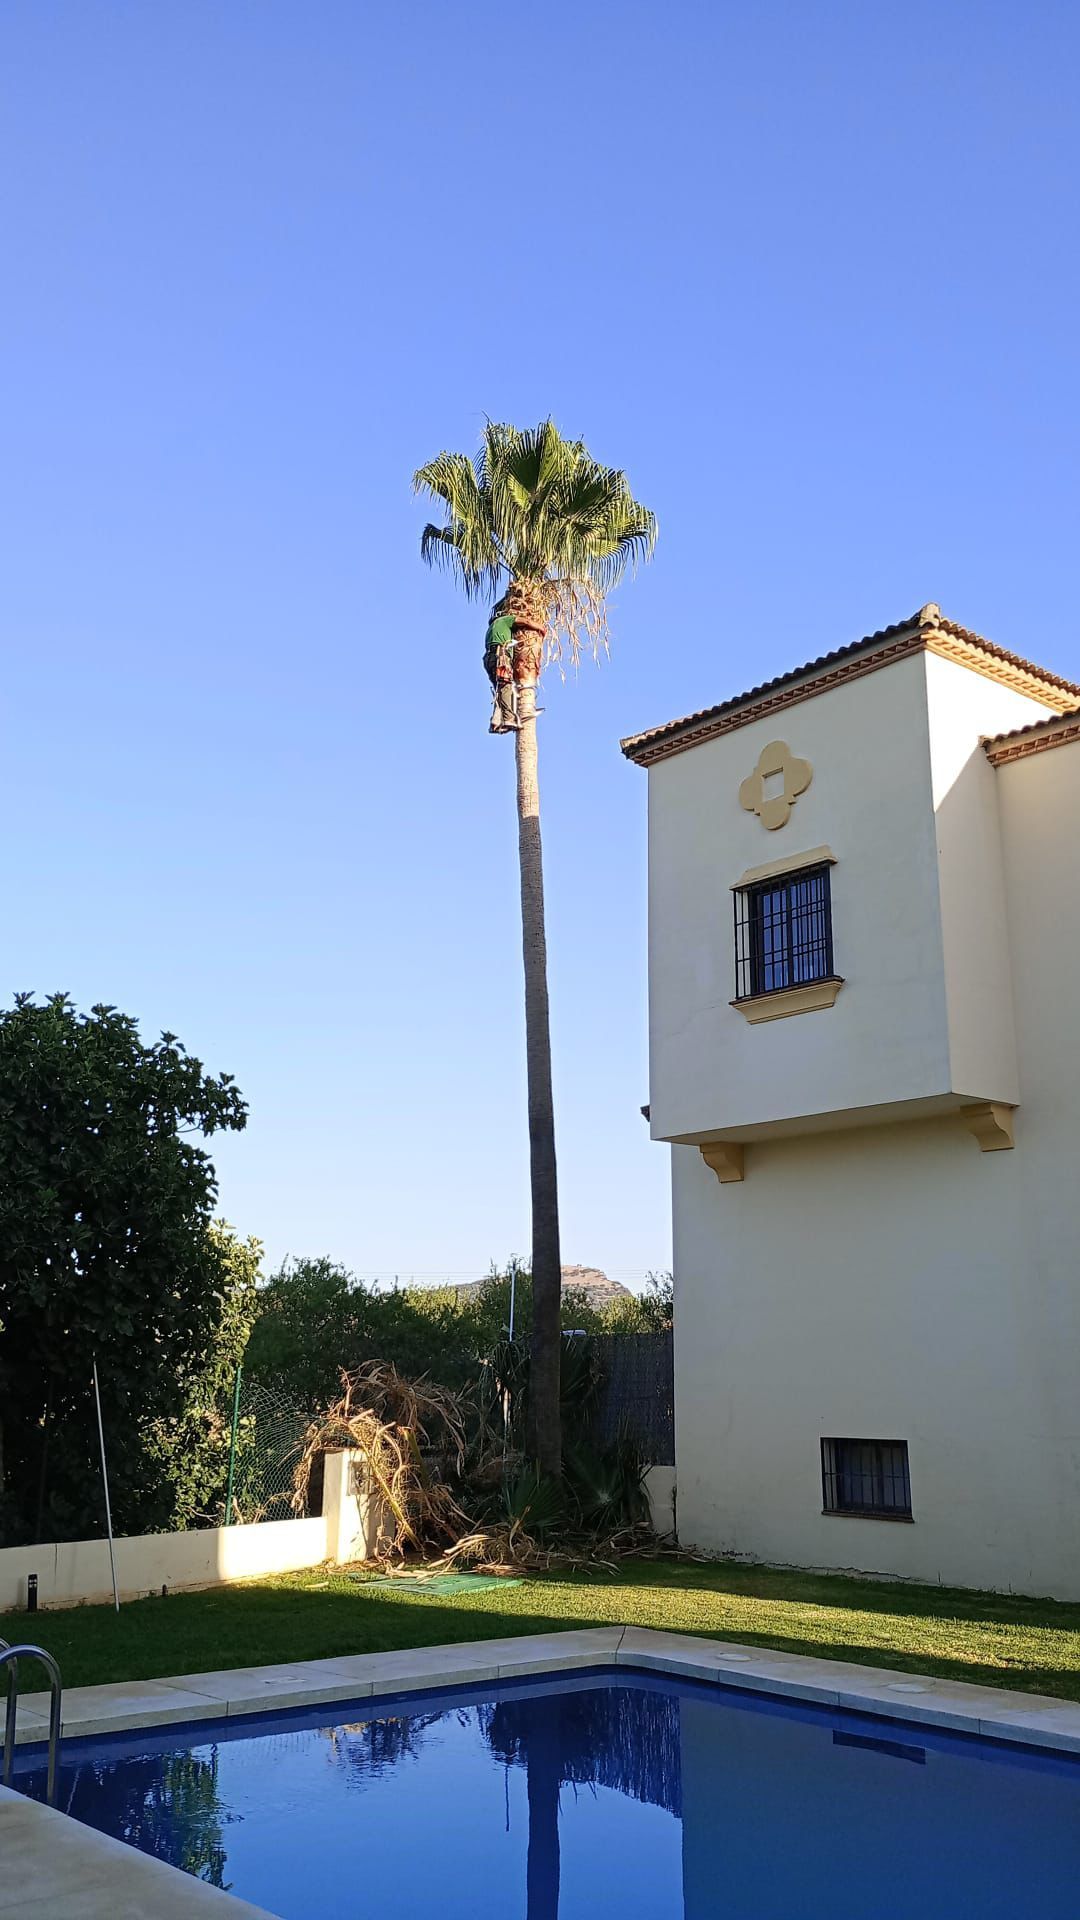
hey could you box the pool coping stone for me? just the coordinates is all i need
[15,1621,1080,1754]
[0,1783,272,1917]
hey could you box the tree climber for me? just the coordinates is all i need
[483,609,520,734]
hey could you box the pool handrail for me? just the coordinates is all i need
[1,1642,63,1806]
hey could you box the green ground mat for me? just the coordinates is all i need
[354,1572,522,1598]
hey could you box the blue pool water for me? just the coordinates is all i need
[15,1668,1080,1917]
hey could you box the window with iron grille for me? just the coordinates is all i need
[821,1438,912,1520]
[733,862,835,1001]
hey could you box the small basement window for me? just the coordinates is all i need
[733,862,835,1002]
[821,1438,912,1520]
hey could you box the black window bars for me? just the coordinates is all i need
[821,1438,913,1520]
[734,862,834,1001]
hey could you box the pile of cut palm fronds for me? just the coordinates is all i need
[293,1357,664,1573]
[438,1437,658,1575]
[293,1362,471,1560]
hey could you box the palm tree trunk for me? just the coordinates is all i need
[512,625,562,1479]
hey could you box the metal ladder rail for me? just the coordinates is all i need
[1,1643,63,1805]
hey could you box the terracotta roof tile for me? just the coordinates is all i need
[620,605,1080,765]
[983,708,1080,765]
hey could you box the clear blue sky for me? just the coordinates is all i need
[3,3,1077,1287]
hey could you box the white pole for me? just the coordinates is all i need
[502,1266,519,1471]
[92,1357,121,1613]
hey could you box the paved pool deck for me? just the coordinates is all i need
[7,1624,1080,1915]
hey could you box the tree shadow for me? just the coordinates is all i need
[5,1557,1079,1702]
[559,1556,1080,1634]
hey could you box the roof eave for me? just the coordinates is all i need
[621,608,1080,769]
[983,711,1080,766]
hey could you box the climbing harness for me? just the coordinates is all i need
[484,615,545,733]
[485,633,520,734]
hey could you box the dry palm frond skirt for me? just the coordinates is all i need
[291,1362,664,1575]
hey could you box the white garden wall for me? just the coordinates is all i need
[0,1449,377,1611]
[0,1517,329,1612]
[644,1465,676,1537]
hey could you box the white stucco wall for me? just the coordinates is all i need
[0,1516,330,1611]
[644,1463,676,1536]
[322,1448,388,1563]
[672,1112,1080,1597]
[647,651,1055,1145]
[668,726,1080,1599]
[647,653,950,1140]
[996,738,1080,1466]
[923,651,1050,1102]
[0,1448,379,1610]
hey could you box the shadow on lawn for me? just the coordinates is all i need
[682,1631,1080,1701]
[0,1588,613,1690]
[4,1578,1079,1704]
[585,1557,1080,1633]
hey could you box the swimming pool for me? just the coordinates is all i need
[15,1667,1080,1917]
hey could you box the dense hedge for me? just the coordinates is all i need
[244,1260,672,1409]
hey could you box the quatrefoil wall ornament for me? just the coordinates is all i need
[739,740,813,830]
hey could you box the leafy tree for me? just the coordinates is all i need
[246,1258,506,1407]
[146,1223,263,1529]
[246,1257,671,1409]
[244,1257,364,1407]
[0,993,247,1544]
[414,421,656,1475]
[599,1270,673,1333]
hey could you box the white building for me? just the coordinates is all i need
[622,605,1080,1600]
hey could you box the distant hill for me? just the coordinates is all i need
[455,1266,632,1313]
[557,1266,634,1311]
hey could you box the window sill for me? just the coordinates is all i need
[731,976,844,1024]
[821,1509,914,1524]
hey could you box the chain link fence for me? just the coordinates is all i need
[590,1331,674,1465]
[225,1376,314,1523]
[219,1335,673,1527]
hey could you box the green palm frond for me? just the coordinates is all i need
[418,522,500,600]
[412,449,481,521]
[413,419,656,659]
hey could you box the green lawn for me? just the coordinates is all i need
[4,1557,1080,1701]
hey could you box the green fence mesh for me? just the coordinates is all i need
[226,1377,313,1524]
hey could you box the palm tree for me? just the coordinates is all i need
[413,420,656,1476]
